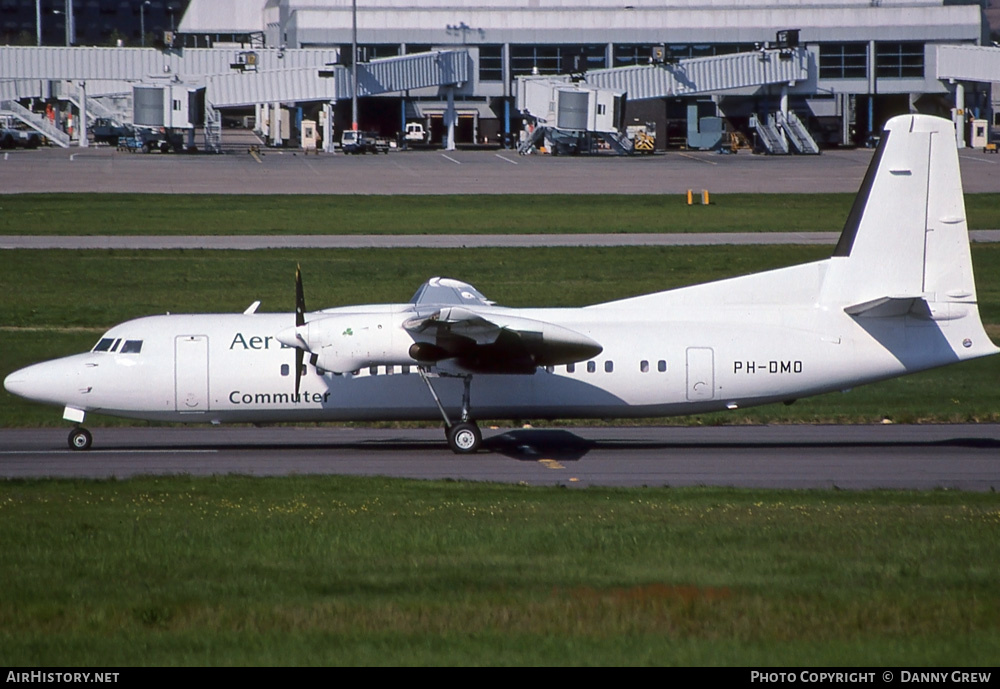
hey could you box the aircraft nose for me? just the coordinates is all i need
[4,365,37,400]
[4,357,92,407]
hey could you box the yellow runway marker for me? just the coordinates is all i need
[539,459,565,470]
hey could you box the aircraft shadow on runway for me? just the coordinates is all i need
[482,430,1000,462]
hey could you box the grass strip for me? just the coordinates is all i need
[0,476,997,666]
[1,193,998,235]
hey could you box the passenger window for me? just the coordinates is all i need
[658,360,667,372]
[640,360,649,373]
[567,363,575,373]
[587,361,596,373]
[369,366,378,376]
[605,361,613,373]
[120,340,143,354]
[280,364,290,376]
[402,365,410,375]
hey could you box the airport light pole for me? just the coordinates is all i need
[140,1,150,47]
[63,0,74,46]
[351,0,358,131]
[35,0,41,46]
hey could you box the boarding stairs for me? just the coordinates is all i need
[753,113,789,155]
[0,99,70,148]
[598,130,634,155]
[780,110,820,155]
[62,82,128,127]
[517,124,545,155]
[203,103,222,153]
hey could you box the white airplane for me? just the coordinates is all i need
[5,114,996,454]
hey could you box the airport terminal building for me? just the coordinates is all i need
[1,0,997,151]
[173,0,998,148]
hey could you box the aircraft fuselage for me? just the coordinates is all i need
[7,293,978,426]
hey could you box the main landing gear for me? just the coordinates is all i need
[418,369,482,454]
[68,427,93,451]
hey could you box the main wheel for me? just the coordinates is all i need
[447,422,482,454]
[68,427,92,451]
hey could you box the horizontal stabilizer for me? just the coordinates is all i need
[844,296,930,318]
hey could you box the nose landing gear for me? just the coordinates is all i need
[68,427,93,451]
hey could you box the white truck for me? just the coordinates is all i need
[341,129,391,154]
[404,122,428,144]
[0,117,43,149]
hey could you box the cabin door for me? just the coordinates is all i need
[175,335,210,412]
[685,347,715,401]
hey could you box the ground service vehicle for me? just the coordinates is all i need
[341,130,390,154]
[0,118,42,149]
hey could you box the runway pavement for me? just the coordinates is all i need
[2,424,998,490]
[1,144,999,194]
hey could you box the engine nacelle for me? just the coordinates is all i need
[278,313,415,373]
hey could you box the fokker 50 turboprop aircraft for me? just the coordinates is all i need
[5,115,997,453]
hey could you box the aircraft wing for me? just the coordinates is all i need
[410,276,495,307]
[403,304,602,374]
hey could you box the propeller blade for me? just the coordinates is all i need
[294,264,306,396]
[295,347,303,397]
[295,263,306,328]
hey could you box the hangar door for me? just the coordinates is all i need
[175,335,209,412]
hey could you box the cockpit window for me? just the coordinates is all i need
[92,338,143,353]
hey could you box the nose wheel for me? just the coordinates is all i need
[68,427,92,451]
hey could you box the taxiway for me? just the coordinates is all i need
[2,425,998,490]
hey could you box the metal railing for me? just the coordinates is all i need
[780,110,820,155]
[203,103,222,153]
[0,99,70,148]
[754,114,789,155]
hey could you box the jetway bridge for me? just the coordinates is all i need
[2,43,998,154]
[516,44,1000,154]
[516,47,814,155]
[0,46,470,152]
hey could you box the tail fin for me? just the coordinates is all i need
[822,113,997,362]
[821,114,976,306]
